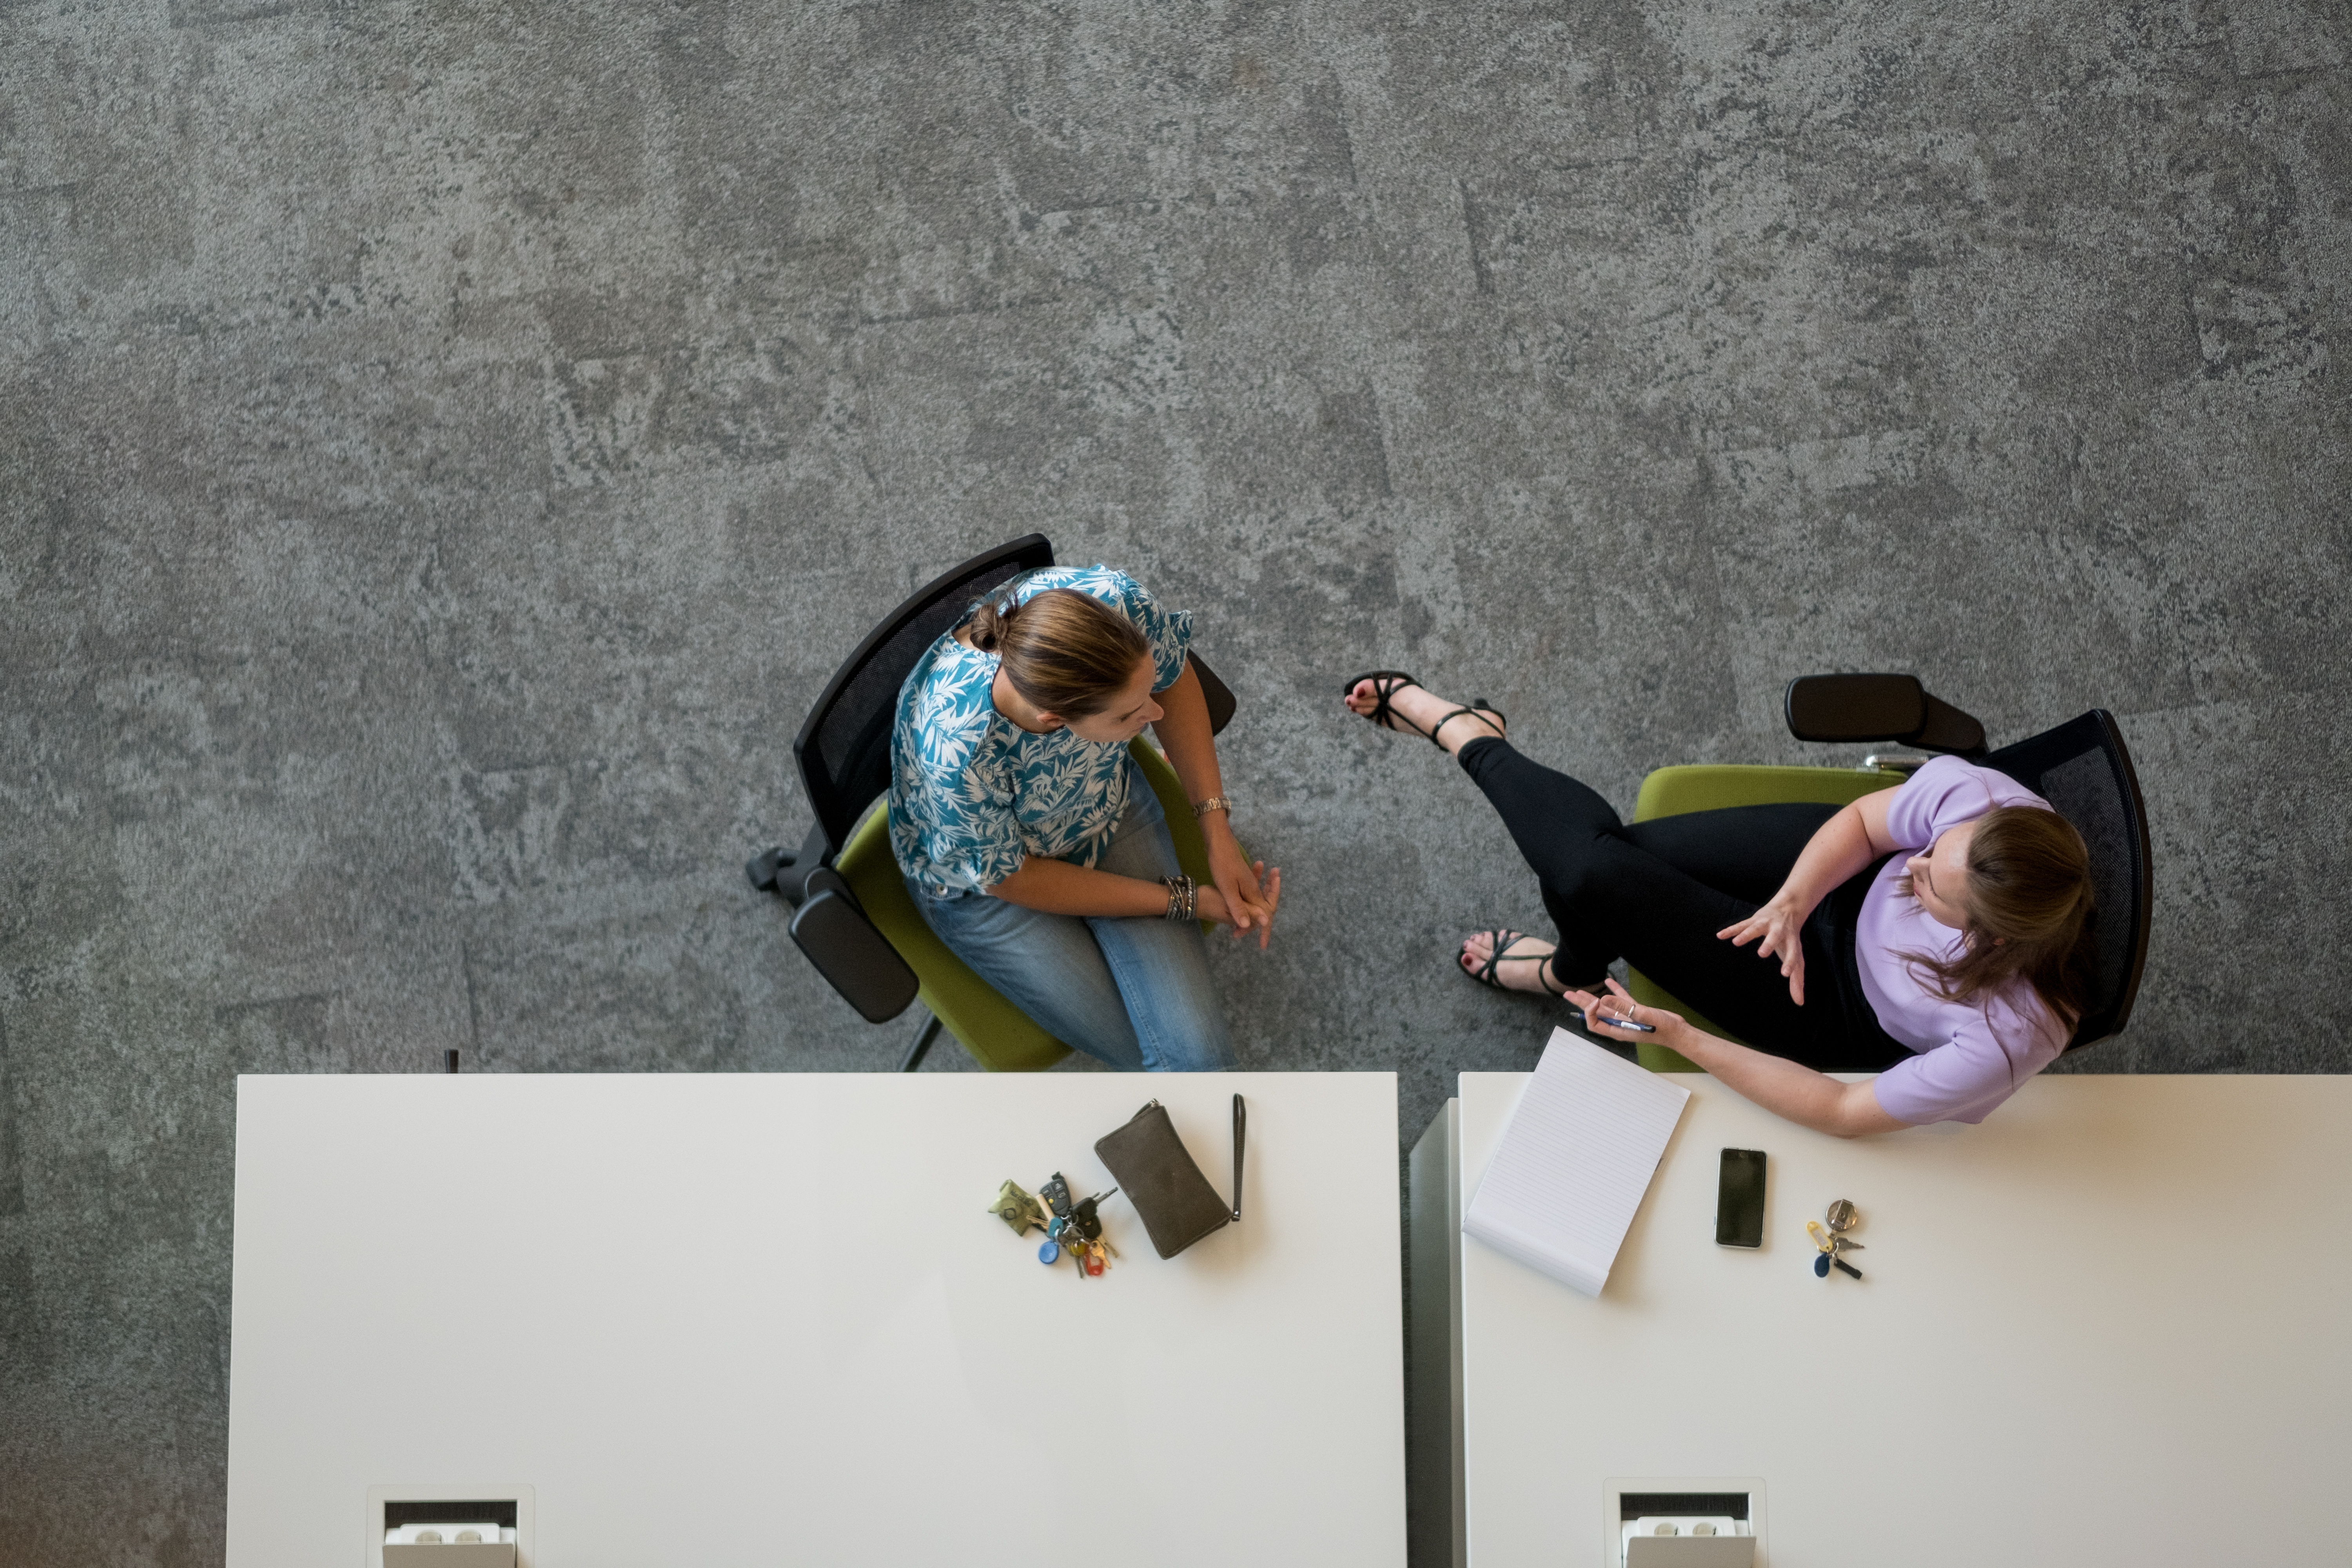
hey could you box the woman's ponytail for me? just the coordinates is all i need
[968,597,1012,654]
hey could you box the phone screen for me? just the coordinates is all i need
[1716,1148,1766,1248]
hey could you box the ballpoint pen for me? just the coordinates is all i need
[1566,1005,1657,1034]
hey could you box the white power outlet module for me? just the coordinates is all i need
[367,1485,535,1568]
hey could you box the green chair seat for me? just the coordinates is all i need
[833,738,1224,1073]
[1625,765,1902,1072]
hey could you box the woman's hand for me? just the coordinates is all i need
[1568,978,1907,1138]
[1563,978,1688,1049]
[1203,816,1282,950]
[1714,795,1899,1007]
[1717,894,1810,1005]
[1192,880,1277,945]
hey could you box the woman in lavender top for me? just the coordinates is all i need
[1344,675,2096,1134]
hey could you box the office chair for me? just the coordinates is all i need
[1627,674,2154,1072]
[747,535,1241,1073]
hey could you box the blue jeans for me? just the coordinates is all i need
[907,782,1237,1073]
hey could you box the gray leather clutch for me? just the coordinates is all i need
[1094,1098,1238,1259]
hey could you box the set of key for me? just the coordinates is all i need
[989,1172,1121,1278]
[1806,1197,1865,1279]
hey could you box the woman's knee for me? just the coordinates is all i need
[1093,919,1234,1071]
[1532,833,1623,914]
[1138,998,1236,1071]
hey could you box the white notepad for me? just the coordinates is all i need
[1463,1027,1692,1298]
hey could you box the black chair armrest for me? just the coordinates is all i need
[1189,652,1238,737]
[789,870,920,1023]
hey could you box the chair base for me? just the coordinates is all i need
[898,1010,945,1073]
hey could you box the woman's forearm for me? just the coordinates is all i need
[1147,656,1277,938]
[1664,1026,1907,1138]
[987,857,1171,918]
[1768,799,1878,916]
[1151,660,1225,808]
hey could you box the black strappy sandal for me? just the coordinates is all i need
[1461,929,1566,996]
[1342,671,1508,750]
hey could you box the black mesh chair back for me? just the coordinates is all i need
[1983,710,2154,1050]
[794,535,1056,856]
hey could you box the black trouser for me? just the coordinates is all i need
[1459,738,1911,1073]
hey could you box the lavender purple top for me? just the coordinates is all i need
[1859,757,2071,1126]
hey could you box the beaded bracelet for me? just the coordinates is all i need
[1191,795,1234,819]
[1160,875,1197,922]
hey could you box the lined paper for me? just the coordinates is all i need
[1463,1028,1692,1298]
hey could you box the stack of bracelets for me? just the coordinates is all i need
[1160,875,1198,922]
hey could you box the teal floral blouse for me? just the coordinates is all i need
[889,565,1193,898]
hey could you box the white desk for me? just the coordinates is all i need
[227,1073,1405,1568]
[1408,1072,2352,1568]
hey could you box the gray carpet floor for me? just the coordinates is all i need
[3,0,2347,1561]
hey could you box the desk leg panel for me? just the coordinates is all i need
[1406,1099,1466,1568]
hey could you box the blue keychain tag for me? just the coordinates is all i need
[1038,1240,1061,1265]
[1813,1252,1831,1278]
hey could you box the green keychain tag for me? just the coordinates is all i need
[988,1180,1047,1235]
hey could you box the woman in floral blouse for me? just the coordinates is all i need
[889,564,1279,1071]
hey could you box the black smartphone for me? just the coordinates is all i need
[1716,1149,1766,1248]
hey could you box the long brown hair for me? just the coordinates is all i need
[1897,804,2096,1026]
[968,586,1150,719]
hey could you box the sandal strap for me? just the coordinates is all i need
[1344,670,1432,739]
[1427,702,1506,750]
[1470,927,1512,987]
[1470,929,1563,995]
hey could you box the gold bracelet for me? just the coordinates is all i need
[1191,795,1233,818]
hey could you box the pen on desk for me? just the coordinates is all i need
[1567,1005,1656,1034]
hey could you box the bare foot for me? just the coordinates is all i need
[1459,930,1564,995]
[1343,677,1507,755]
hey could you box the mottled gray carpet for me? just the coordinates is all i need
[2,0,2346,1561]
